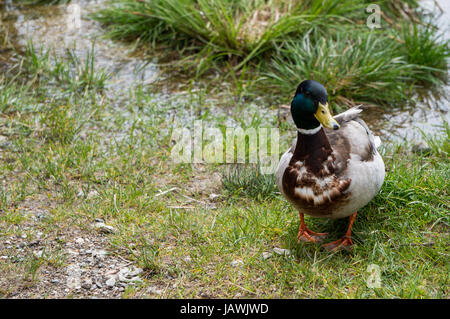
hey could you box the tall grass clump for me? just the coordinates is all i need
[22,42,110,92]
[93,0,449,106]
[222,164,278,200]
[266,31,416,106]
[396,22,450,83]
[92,0,365,67]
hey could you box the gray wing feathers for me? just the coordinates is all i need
[334,105,381,152]
[333,105,363,124]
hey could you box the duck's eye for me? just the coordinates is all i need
[322,110,325,114]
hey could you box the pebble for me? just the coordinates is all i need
[116,266,144,283]
[87,190,99,198]
[28,240,40,247]
[273,248,291,256]
[209,193,221,201]
[92,249,108,258]
[262,252,272,260]
[82,278,93,289]
[75,238,85,245]
[35,212,45,221]
[183,256,192,263]
[93,222,115,234]
[231,259,243,267]
[105,277,116,288]
[67,248,78,256]
[66,264,82,290]
[147,286,162,295]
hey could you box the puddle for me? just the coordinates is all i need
[364,0,450,143]
[0,0,449,144]
[0,0,160,94]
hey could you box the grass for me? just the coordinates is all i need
[21,42,110,93]
[0,33,449,298]
[266,30,416,106]
[92,0,449,107]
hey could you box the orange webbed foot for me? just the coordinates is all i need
[321,236,354,251]
[321,212,358,252]
[297,228,328,243]
[297,213,328,243]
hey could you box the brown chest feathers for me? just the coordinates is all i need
[282,129,351,215]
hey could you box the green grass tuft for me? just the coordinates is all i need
[92,0,449,106]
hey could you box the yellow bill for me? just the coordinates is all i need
[314,102,340,130]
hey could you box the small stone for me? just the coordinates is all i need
[183,256,192,263]
[273,247,291,256]
[129,276,143,284]
[82,278,93,289]
[51,279,60,284]
[92,249,108,259]
[67,248,78,256]
[147,286,162,295]
[93,222,115,234]
[75,238,85,245]
[262,252,272,260]
[87,190,99,198]
[117,266,143,282]
[209,193,221,201]
[66,264,82,290]
[231,259,243,267]
[28,240,40,247]
[96,281,103,289]
[105,277,116,288]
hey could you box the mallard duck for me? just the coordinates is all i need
[276,80,385,251]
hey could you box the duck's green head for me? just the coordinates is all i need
[291,80,339,131]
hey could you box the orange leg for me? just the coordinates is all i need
[321,212,357,252]
[297,213,328,243]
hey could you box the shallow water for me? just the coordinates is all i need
[363,0,450,142]
[0,0,160,93]
[0,0,449,144]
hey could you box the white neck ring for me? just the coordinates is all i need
[297,124,322,135]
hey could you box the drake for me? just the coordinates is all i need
[276,80,385,251]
